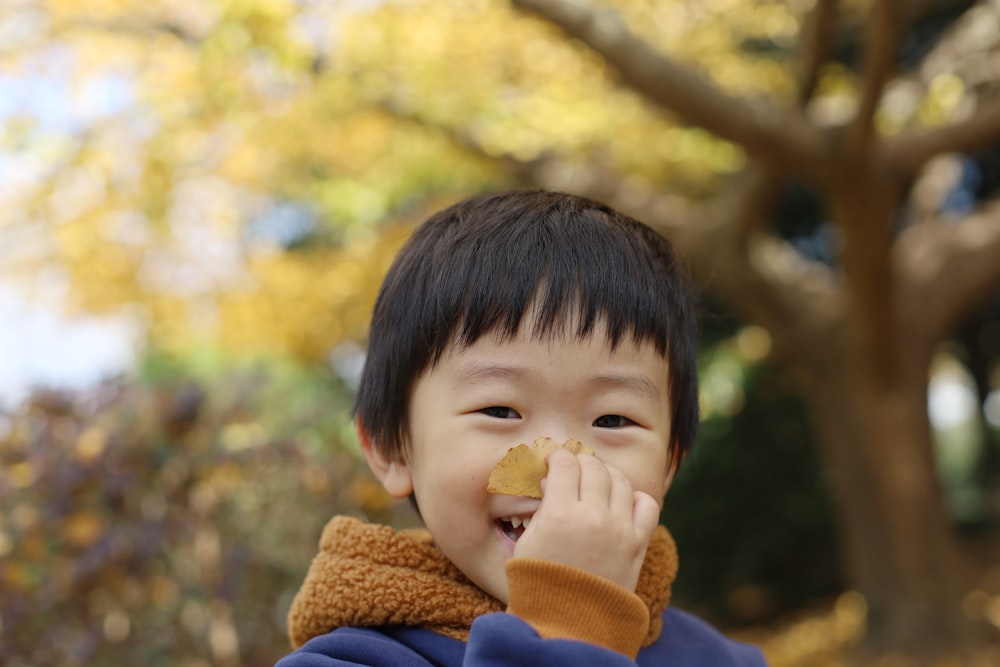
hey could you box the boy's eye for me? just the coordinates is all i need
[481,406,521,419]
[593,414,635,428]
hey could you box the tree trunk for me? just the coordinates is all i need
[801,337,974,649]
[791,166,978,649]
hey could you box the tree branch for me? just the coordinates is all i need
[377,96,700,237]
[884,94,1000,174]
[497,143,843,352]
[897,197,1000,342]
[797,0,840,105]
[511,0,827,183]
[674,167,843,356]
[49,17,204,45]
[847,0,905,162]
[684,0,848,352]
[671,0,843,344]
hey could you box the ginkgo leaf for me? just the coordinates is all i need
[486,436,595,498]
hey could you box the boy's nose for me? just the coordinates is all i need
[530,422,577,444]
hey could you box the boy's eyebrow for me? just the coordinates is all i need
[450,362,662,402]
[591,373,662,402]
[450,362,530,388]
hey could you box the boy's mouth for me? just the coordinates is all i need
[497,515,532,541]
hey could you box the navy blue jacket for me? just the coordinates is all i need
[276,607,768,666]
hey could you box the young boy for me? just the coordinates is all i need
[277,191,768,666]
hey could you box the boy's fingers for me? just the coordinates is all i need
[542,448,581,500]
[577,452,612,506]
[632,491,660,542]
[607,464,635,515]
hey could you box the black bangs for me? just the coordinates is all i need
[439,199,674,357]
[354,190,698,464]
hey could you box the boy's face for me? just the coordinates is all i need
[362,317,676,604]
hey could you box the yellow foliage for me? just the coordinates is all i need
[3,561,36,590]
[738,589,1000,666]
[920,73,967,125]
[5,0,978,363]
[207,224,411,358]
[0,529,11,558]
[63,511,107,549]
[3,0,714,357]
[75,426,110,462]
[8,462,38,489]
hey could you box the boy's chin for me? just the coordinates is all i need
[458,559,509,604]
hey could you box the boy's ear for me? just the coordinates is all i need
[357,421,414,499]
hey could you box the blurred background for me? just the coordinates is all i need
[1,0,1000,665]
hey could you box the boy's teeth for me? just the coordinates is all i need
[501,516,531,530]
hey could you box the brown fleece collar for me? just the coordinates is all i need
[287,515,678,649]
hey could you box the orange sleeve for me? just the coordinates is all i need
[504,558,649,659]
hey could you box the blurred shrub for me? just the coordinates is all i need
[663,360,842,627]
[0,355,413,667]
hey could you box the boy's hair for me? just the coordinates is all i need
[354,190,699,466]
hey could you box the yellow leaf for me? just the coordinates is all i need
[8,462,37,489]
[75,427,108,462]
[63,511,106,549]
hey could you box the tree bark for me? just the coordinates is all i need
[511,0,827,180]
[792,156,978,648]
[799,317,974,649]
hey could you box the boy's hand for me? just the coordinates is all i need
[512,448,660,593]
